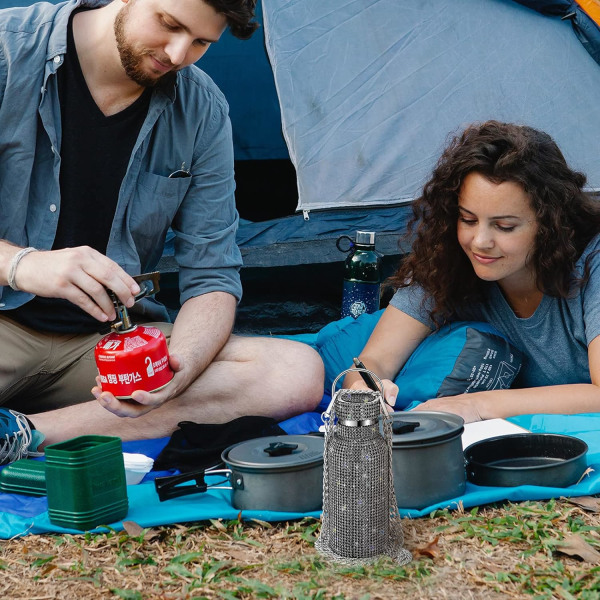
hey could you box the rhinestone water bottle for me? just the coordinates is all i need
[338,231,382,319]
[316,368,411,565]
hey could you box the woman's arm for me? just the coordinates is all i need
[412,334,600,422]
[343,304,431,405]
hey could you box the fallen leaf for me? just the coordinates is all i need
[575,467,595,485]
[143,528,164,543]
[413,535,440,559]
[122,521,145,537]
[556,534,600,564]
[41,564,58,576]
[209,518,227,532]
[248,519,272,528]
[225,548,258,562]
[566,496,600,513]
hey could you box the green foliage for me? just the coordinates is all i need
[432,500,600,596]
[110,590,143,600]
[4,499,600,599]
[30,553,56,568]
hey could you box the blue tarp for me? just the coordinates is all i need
[1,412,600,537]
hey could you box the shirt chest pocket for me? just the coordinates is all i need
[129,171,192,236]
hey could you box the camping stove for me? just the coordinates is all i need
[94,271,173,398]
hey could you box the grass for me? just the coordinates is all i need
[1,497,600,599]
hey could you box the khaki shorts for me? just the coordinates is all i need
[0,315,172,413]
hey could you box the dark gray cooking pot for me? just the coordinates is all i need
[223,434,324,511]
[155,435,324,512]
[464,433,588,487]
[390,411,466,509]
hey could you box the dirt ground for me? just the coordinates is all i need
[1,496,600,599]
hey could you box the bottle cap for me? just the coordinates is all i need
[355,231,375,245]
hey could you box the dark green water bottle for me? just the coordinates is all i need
[337,231,382,319]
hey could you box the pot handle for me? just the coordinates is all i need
[392,420,420,434]
[263,442,298,456]
[154,468,231,502]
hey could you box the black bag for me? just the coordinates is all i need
[154,416,286,472]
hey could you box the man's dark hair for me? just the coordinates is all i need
[204,0,258,39]
[388,120,600,324]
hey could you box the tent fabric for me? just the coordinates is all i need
[1,413,600,537]
[575,0,600,25]
[198,0,289,161]
[515,0,600,65]
[160,206,413,268]
[262,0,600,213]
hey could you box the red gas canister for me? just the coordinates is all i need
[94,272,174,398]
[95,325,173,398]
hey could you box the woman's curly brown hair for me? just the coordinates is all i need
[388,120,600,325]
[204,0,258,40]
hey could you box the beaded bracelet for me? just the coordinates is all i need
[7,246,38,291]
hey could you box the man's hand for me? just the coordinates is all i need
[92,291,237,418]
[92,352,185,417]
[12,246,140,321]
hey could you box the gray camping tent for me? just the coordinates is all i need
[265,0,600,210]
[250,0,600,264]
[171,0,600,270]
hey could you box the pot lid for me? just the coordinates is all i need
[223,434,324,470]
[391,411,464,446]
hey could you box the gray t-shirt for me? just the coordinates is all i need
[390,234,600,388]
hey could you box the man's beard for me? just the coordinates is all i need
[114,4,173,88]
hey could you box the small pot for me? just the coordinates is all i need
[464,433,588,488]
[390,411,466,509]
[155,435,324,512]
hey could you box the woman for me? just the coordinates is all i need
[345,121,600,422]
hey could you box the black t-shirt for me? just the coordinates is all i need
[8,10,151,333]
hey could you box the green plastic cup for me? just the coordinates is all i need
[45,435,128,530]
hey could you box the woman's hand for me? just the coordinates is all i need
[341,306,431,409]
[348,377,398,408]
[411,394,483,423]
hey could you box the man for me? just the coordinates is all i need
[0,0,324,464]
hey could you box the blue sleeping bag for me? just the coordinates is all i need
[280,311,523,433]
[315,310,522,407]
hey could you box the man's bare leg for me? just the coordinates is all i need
[30,336,325,446]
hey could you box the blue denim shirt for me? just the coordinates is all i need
[0,0,242,321]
